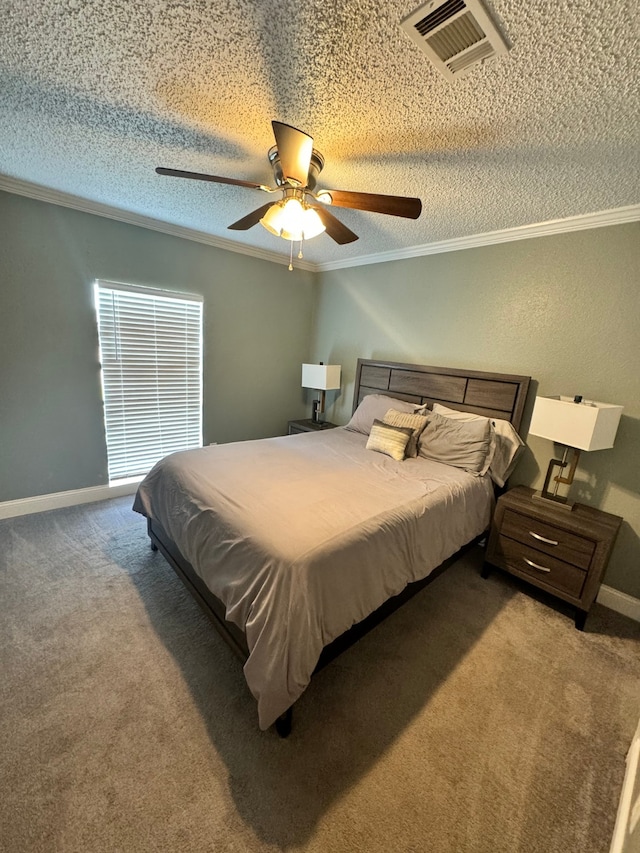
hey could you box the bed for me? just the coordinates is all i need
[133,359,530,735]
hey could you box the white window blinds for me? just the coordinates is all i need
[95,281,203,481]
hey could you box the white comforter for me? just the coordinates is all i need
[133,428,494,729]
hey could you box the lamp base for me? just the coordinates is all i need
[532,448,580,511]
[311,392,326,424]
[531,490,575,511]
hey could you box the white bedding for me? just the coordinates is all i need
[133,427,494,729]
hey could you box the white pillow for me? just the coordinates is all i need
[489,418,526,486]
[431,403,524,485]
[345,394,417,436]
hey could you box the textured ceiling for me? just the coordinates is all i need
[1,0,639,266]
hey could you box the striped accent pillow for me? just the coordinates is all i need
[382,409,429,458]
[366,419,414,461]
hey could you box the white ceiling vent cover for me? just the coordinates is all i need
[400,0,509,82]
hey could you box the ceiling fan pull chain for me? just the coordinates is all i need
[288,240,294,271]
[298,235,304,259]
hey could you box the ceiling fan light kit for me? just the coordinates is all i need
[156,120,422,268]
[259,192,326,241]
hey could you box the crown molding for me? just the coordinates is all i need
[315,204,640,271]
[1,174,638,274]
[0,174,316,272]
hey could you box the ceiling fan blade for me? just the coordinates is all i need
[227,202,276,231]
[321,189,422,219]
[311,205,358,245]
[271,121,313,187]
[156,167,270,191]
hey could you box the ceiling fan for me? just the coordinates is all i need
[156,121,422,266]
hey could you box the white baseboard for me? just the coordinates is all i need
[597,585,640,624]
[0,481,141,520]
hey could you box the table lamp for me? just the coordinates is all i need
[301,362,341,424]
[528,395,623,509]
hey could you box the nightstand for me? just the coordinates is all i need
[287,418,338,435]
[483,485,622,630]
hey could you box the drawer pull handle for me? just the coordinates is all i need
[529,531,559,546]
[523,557,551,573]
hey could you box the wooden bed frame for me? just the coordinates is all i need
[146,359,530,736]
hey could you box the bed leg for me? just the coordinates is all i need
[150,540,158,552]
[275,707,293,738]
[480,562,492,579]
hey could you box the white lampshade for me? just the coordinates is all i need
[300,207,325,239]
[301,363,341,391]
[529,396,623,451]
[260,201,289,237]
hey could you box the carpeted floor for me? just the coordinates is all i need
[1,496,639,853]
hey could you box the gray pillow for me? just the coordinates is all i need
[430,403,495,476]
[431,403,524,484]
[345,394,417,436]
[418,410,493,474]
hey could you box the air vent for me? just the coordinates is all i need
[400,0,509,82]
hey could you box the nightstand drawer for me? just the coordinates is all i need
[495,535,587,598]
[501,509,595,571]
[483,486,623,629]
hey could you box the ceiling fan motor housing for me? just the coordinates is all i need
[268,146,325,190]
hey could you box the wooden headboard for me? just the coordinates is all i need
[353,359,531,435]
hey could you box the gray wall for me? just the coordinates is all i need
[0,191,315,502]
[1,188,638,598]
[312,223,640,598]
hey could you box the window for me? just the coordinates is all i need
[94,280,203,482]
